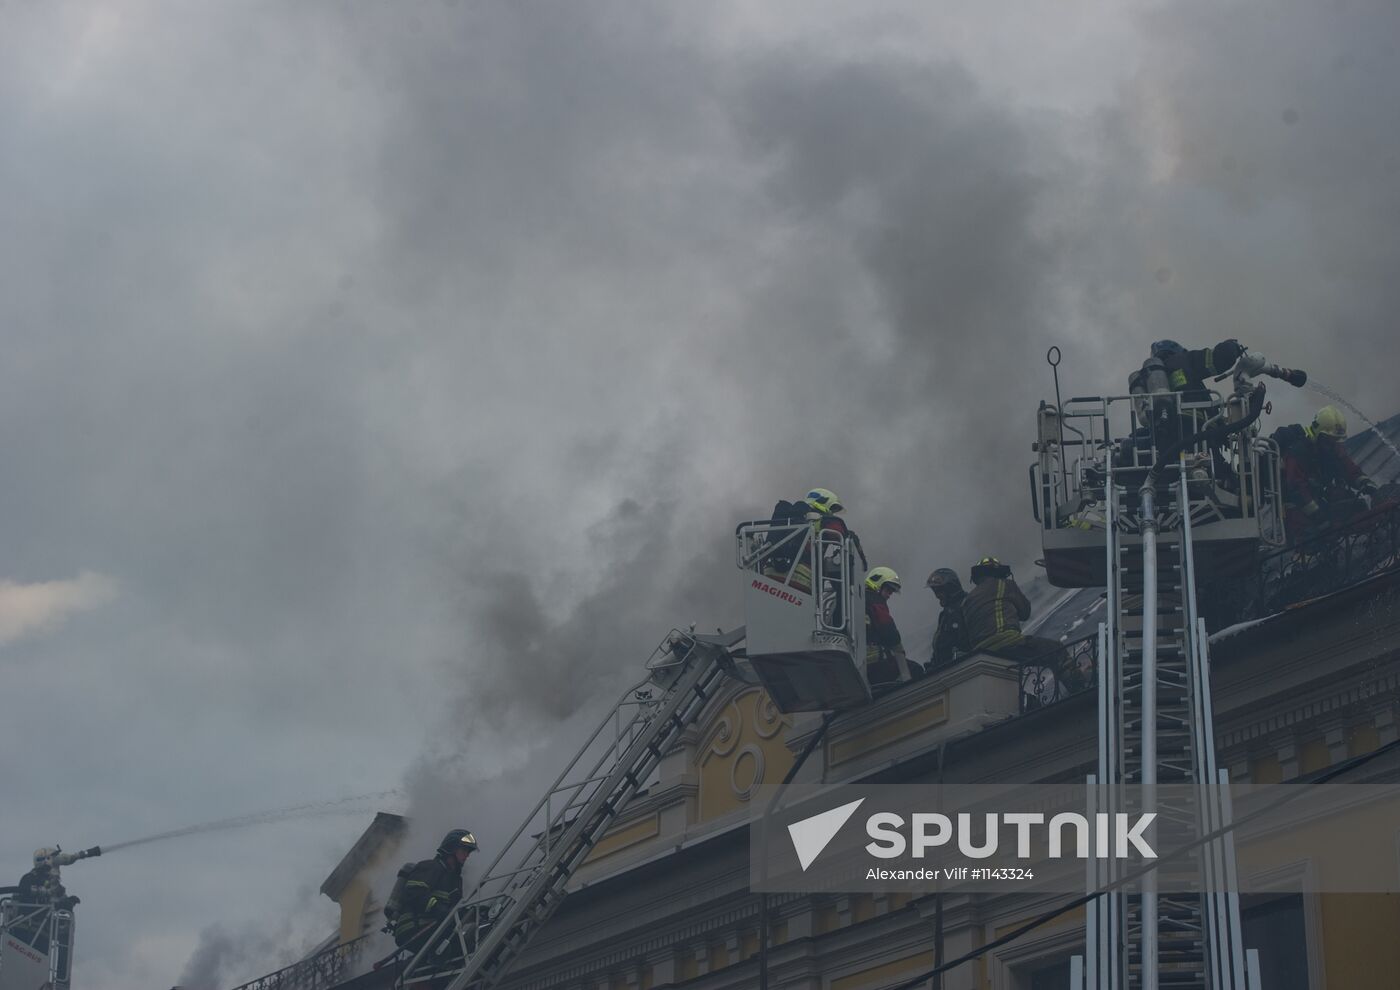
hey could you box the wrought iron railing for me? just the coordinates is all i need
[1202,500,1400,629]
[1013,634,1099,714]
[227,933,372,990]
[1004,504,1398,715]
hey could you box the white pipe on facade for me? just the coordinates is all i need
[1138,482,1159,990]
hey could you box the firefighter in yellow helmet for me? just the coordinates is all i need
[864,567,915,688]
[799,488,851,592]
[1278,406,1378,542]
[762,488,851,595]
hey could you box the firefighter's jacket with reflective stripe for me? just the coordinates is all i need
[963,577,1032,653]
[1163,340,1244,399]
[393,855,463,943]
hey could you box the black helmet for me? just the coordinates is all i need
[438,828,478,857]
[970,556,1010,584]
[926,568,963,595]
[1150,339,1185,359]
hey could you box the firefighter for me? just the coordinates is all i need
[926,567,970,670]
[1128,338,1243,432]
[1154,338,1247,400]
[1279,406,1379,542]
[1130,339,1257,485]
[865,566,915,687]
[962,557,1066,665]
[392,829,478,958]
[762,488,849,595]
[795,488,850,595]
[12,852,77,953]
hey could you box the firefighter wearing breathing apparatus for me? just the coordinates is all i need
[388,829,478,958]
[1279,406,1380,542]
[1128,339,1246,447]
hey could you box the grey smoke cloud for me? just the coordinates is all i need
[177,895,328,990]
[178,924,284,990]
[2,3,1397,988]
[1074,0,1400,429]
[730,54,1071,557]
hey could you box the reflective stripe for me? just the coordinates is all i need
[974,580,1024,652]
[973,629,1024,652]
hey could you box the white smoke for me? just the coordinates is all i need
[0,571,117,646]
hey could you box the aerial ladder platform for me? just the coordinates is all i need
[1031,354,1295,587]
[0,846,98,990]
[0,895,76,990]
[396,522,870,989]
[1037,357,1303,988]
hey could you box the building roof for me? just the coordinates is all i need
[319,811,406,902]
[1347,410,1400,485]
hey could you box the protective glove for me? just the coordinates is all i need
[1214,338,1245,371]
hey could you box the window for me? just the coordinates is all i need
[1241,893,1308,990]
[1027,958,1071,990]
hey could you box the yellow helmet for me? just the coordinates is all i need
[865,566,901,594]
[805,488,844,515]
[1312,406,1347,440]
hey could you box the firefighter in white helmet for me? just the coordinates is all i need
[386,829,478,958]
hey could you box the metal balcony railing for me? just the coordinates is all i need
[226,933,372,990]
[1013,634,1099,714]
[1202,500,1400,628]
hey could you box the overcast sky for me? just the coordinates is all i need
[3,2,1397,987]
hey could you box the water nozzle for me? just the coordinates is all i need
[1232,349,1307,388]
[51,846,102,867]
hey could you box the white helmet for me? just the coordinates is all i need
[33,847,59,869]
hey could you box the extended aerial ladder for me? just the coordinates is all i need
[1042,362,1297,988]
[396,628,740,989]
[396,524,869,989]
[1081,458,1259,989]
